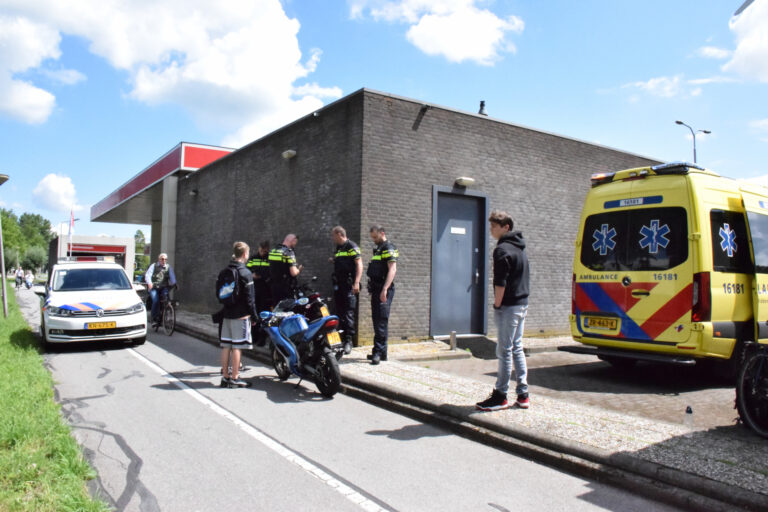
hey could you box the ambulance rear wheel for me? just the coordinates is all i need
[598,355,637,369]
[736,349,768,439]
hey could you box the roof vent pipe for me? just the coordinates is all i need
[478,101,487,116]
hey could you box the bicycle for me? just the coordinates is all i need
[150,284,177,336]
[736,343,768,439]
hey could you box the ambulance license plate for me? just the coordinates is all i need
[584,317,617,330]
[320,306,330,317]
[86,321,116,330]
[327,331,341,344]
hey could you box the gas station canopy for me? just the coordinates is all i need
[91,142,232,224]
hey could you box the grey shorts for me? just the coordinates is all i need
[220,317,253,349]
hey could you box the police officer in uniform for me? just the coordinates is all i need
[366,225,398,365]
[331,226,362,355]
[269,234,302,303]
[246,240,272,313]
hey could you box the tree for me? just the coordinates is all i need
[4,247,19,268]
[134,230,149,271]
[19,213,53,248]
[1,209,24,253]
[21,246,47,272]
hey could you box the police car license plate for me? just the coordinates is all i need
[86,321,116,330]
[327,331,341,344]
[320,306,330,317]
[584,317,617,330]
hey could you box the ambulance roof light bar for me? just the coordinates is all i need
[651,161,705,175]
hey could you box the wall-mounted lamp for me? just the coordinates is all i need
[189,188,198,196]
[282,149,297,160]
[454,177,475,187]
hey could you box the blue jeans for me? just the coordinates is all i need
[494,304,529,396]
[149,287,169,322]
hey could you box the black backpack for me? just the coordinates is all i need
[216,266,240,306]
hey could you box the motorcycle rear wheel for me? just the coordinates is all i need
[736,349,768,438]
[272,345,291,381]
[315,349,341,398]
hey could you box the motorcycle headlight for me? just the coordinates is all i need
[48,305,74,317]
[126,302,145,314]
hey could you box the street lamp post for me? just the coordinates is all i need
[675,120,711,164]
[0,174,9,318]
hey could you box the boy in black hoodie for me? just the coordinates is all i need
[476,211,530,411]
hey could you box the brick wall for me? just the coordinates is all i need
[359,91,659,340]
[174,88,659,344]
[175,95,364,320]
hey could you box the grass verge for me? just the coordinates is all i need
[0,284,108,512]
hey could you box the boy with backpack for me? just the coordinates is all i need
[216,241,257,388]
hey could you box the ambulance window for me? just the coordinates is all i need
[626,207,688,271]
[581,207,688,271]
[710,210,752,273]
[747,211,768,273]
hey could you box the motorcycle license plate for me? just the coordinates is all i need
[320,306,329,317]
[584,317,617,330]
[327,331,341,344]
[86,321,116,330]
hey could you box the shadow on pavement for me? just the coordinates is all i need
[366,423,451,441]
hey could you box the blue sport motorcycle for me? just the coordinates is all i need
[260,298,342,397]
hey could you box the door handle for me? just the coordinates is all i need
[631,289,650,297]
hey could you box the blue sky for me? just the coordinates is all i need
[0,0,766,239]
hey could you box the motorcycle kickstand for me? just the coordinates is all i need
[294,378,303,389]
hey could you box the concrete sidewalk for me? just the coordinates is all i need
[173,308,768,511]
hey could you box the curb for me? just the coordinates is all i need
[174,321,766,511]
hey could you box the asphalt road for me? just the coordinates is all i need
[16,287,681,512]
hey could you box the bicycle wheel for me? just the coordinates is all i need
[162,303,176,336]
[736,349,768,438]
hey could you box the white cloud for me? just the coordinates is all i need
[0,15,60,123]
[350,0,524,65]
[0,0,341,146]
[32,174,81,214]
[697,46,732,59]
[724,0,768,82]
[41,68,86,85]
[750,118,768,141]
[623,75,687,98]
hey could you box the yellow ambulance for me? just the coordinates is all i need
[564,162,768,375]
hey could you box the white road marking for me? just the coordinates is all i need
[127,348,389,512]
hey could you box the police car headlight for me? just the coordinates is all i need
[48,305,73,317]
[126,302,145,314]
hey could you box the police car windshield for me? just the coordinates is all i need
[52,268,132,291]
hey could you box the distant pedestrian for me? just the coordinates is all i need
[247,240,272,313]
[217,241,256,388]
[15,267,23,289]
[476,210,530,411]
[331,226,362,355]
[366,225,398,365]
[269,234,302,303]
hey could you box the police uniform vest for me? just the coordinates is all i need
[269,244,297,286]
[366,240,398,286]
[246,252,270,281]
[334,240,361,287]
[151,264,170,288]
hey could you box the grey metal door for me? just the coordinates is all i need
[431,191,486,335]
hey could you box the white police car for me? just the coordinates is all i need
[35,261,147,348]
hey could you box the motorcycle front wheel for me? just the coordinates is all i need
[272,345,291,381]
[314,349,341,398]
[736,348,768,438]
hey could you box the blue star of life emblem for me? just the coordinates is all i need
[719,223,737,257]
[592,224,617,256]
[639,219,670,254]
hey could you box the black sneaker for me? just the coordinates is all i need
[220,377,232,388]
[370,353,381,365]
[366,353,387,361]
[476,389,509,411]
[230,377,252,388]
